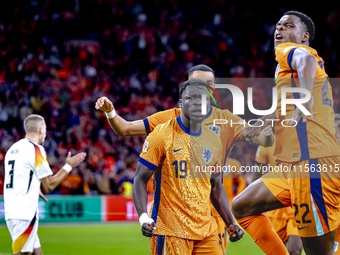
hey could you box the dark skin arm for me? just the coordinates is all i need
[95,96,146,136]
[287,48,316,125]
[108,115,146,136]
[210,174,244,242]
[133,162,155,237]
[250,162,269,183]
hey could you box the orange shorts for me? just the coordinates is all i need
[262,156,340,238]
[214,216,227,253]
[150,231,223,255]
[267,207,298,243]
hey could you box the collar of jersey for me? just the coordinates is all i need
[176,116,202,137]
[26,138,36,145]
[204,105,213,119]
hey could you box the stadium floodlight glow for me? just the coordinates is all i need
[203,84,312,116]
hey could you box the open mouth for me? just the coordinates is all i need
[275,34,283,40]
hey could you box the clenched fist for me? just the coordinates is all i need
[95,96,114,113]
[227,223,244,242]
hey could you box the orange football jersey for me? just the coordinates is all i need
[274,42,340,162]
[139,116,222,240]
[144,106,245,218]
[144,106,244,166]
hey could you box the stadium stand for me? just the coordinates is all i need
[1,1,340,195]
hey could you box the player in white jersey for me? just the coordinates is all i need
[4,114,86,255]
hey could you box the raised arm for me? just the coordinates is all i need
[133,161,155,237]
[95,96,146,136]
[290,47,316,89]
[210,174,244,242]
[40,151,86,193]
[288,48,316,124]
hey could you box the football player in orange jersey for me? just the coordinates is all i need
[95,64,274,252]
[232,11,340,255]
[333,114,340,255]
[133,79,243,254]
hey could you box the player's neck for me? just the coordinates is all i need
[179,114,201,133]
[25,134,40,145]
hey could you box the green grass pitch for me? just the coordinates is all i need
[0,223,305,255]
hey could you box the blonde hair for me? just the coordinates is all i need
[24,114,45,134]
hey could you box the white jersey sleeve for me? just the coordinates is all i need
[33,144,53,180]
[4,139,52,221]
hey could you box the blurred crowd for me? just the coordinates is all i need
[1,0,340,195]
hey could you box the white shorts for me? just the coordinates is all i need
[6,214,40,254]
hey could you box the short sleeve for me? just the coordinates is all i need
[138,126,166,170]
[35,145,53,179]
[255,146,268,166]
[275,42,299,71]
[143,108,181,134]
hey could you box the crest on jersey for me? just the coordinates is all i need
[208,125,221,136]
[202,147,213,164]
[142,141,149,152]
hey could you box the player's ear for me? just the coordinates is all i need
[37,125,43,135]
[179,99,183,108]
[301,31,309,44]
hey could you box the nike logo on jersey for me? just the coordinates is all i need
[173,148,184,153]
[297,226,308,230]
